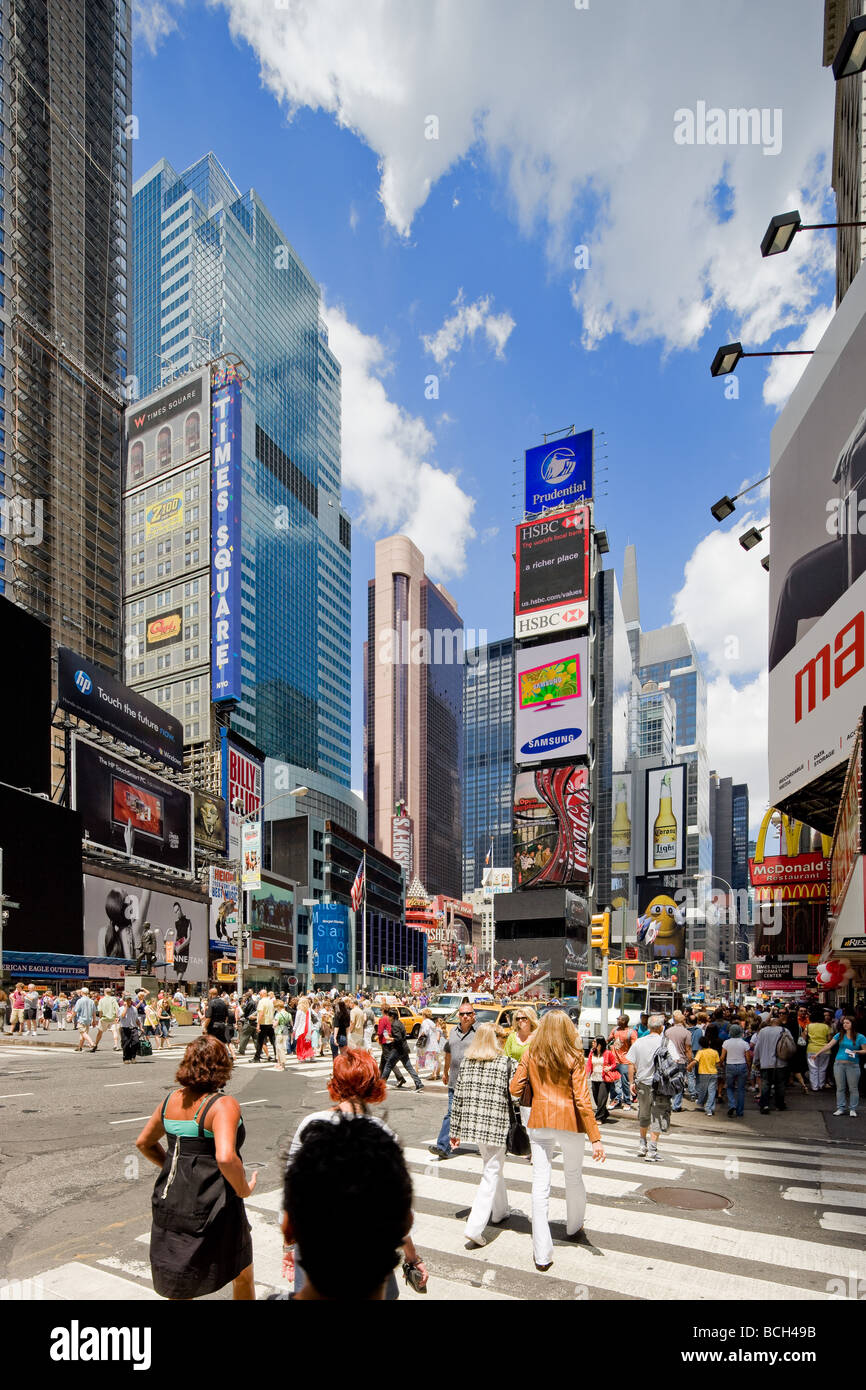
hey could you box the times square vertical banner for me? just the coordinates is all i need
[211,375,242,704]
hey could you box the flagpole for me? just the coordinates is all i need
[361,849,367,991]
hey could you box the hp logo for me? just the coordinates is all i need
[541,447,577,486]
[74,669,92,695]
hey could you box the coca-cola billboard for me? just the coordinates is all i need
[513,765,589,888]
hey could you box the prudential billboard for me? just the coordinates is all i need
[514,637,588,765]
[524,430,593,514]
[211,376,243,704]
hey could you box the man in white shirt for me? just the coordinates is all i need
[626,1015,678,1163]
[750,1021,787,1114]
[252,990,276,1063]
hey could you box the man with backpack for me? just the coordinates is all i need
[751,1015,793,1114]
[625,1014,680,1162]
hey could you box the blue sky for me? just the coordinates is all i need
[132,0,838,815]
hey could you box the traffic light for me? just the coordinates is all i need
[607,962,622,985]
[590,911,610,953]
[671,959,679,980]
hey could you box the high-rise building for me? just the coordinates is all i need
[594,568,633,912]
[365,534,463,898]
[2,0,131,672]
[824,0,866,304]
[710,773,752,977]
[129,154,351,781]
[462,637,514,896]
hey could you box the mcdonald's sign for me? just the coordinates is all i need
[748,808,830,902]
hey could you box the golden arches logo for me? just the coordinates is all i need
[753,807,831,863]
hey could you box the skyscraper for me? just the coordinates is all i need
[365,534,463,897]
[1,0,131,672]
[130,154,351,782]
[462,637,514,896]
[823,0,866,303]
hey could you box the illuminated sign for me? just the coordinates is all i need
[210,377,242,703]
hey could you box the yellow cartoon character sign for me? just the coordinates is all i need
[637,894,686,959]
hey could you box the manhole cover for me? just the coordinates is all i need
[645,1187,732,1211]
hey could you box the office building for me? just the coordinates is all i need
[824,0,866,303]
[323,821,425,988]
[710,773,752,976]
[130,154,351,780]
[2,0,131,673]
[365,534,463,897]
[593,568,633,912]
[462,636,514,896]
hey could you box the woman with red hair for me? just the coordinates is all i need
[285,1049,427,1298]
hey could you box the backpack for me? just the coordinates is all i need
[775,1028,796,1063]
[652,1038,683,1096]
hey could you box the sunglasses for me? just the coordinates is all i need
[515,1015,528,1021]
[458,1011,475,1017]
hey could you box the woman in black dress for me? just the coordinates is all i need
[135,1036,257,1299]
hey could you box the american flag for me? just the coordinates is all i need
[350,858,365,911]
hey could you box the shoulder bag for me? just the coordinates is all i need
[505,1060,531,1156]
[152,1092,230,1236]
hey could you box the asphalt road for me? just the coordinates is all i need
[1,1029,865,1302]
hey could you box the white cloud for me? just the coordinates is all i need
[422,290,516,368]
[213,0,833,353]
[322,301,476,577]
[348,204,360,232]
[762,300,835,408]
[133,0,184,53]
[672,512,769,676]
[707,671,771,826]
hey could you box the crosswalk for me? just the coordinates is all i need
[4,1115,864,1301]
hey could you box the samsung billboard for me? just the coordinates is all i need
[514,506,590,639]
[769,266,866,830]
[210,374,243,704]
[524,430,593,515]
[514,637,588,765]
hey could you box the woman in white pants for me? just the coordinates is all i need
[510,1011,606,1271]
[448,1024,517,1248]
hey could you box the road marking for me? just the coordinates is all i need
[108,1116,151,1125]
[9,1262,160,1301]
[0,1092,34,1099]
[661,1153,866,1186]
[407,1144,684,1182]
[241,1099,269,1106]
[401,1147,649,1194]
[783,1186,866,1210]
[820,1211,866,1234]
[104,1082,145,1088]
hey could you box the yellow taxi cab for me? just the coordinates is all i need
[443,1000,541,1038]
[371,1003,425,1039]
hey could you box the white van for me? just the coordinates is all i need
[430,991,493,1020]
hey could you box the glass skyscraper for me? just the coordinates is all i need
[131,154,351,782]
[462,637,514,896]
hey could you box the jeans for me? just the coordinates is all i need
[464,1144,509,1242]
[696,1073,718,1113]
[436,1090,455,1155]
[807,1052,830,1091]
[671,1063,687,1111]
[835,1060,860,1111]
[527,1128,586,1267]
[725,1063,748,1115]
[685,1065,697,1100]
[590,1079,609,1121]
[616,1062,631,1104]
[382,1049,422,1087]
[759,1066,786,1111]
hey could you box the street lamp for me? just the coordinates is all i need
[710,474,769,523]
[710,342,813,377]
[833,15,866,78]
[760,209,866,257]
[230,786,308,994]
[739,523,768,551]
[761,554,770,572]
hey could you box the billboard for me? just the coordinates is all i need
[144,493,184,539]
[125,370,208,487]
[210,375,243,703]
[611,770,632,909]
[768,269,866,823]
[514,637,588,765]
[194,789,227,855]
[513,765,589,887]
[0,596,51,795]
[145,609,184,651]
[58,646,184,772]
[644,765,686,876]
[83,872,207,978]
[0,786,83,955]
[251,879,295,963]
[392,814,414,880]
[242,819,262,891]
[524,430,593,514]
[514,507,590,639]
[72,736,193,874]
[312,901,350,975]
[208,865,238,949]
[829,714,863,916]
[482,867,513,893]
[221,731,264,861]
[636,889,686,960]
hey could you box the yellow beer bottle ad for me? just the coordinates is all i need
[611,784,631,871]
[652,772,678,869]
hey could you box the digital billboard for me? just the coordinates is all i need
[221,729,263,861]
[524,429,593,515]
[124,370,208,488]
[83,872,207,978]
[0,595,51,795]
[0,785,83,955]
[72,735,193,874]
[636,888,686,960]
[644,765,686,876]
[58,646,184,771]
[251,879,295,964]
[768,269,866,827]
[513,765,589,887]
[312,901,350,975]
[514,506,590,639]
[194,789,227,855]
[514,637,588,765]
[210,375,243,703]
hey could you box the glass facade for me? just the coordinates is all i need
[131,154,351,781]
[462,637,514,896]
[422,581,463,897]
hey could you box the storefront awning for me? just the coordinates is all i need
[2,952,135,978]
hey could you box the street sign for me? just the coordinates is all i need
[287,974,298,986]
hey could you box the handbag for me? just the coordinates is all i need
[139,1035,153,1058]
[505,1064,531,1156]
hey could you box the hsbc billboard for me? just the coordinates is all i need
[515,506,590,639]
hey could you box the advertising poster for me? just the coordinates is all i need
[222,730,264,861]
[611,770,632,908]
[83,872,207,978]
[514,637,588,765]
[242,819,262,891]
[391,814,414,880]
[768,270,866,821]
[144,492,184,540]
[145,608,184,651]
[636,888,686,960]
[312,902,349,975]
[210,374,243,704]
[124,369,208,487]
[514,506,590,639]
[194,789,227,854]
[208,865,238,950]
[644,765,686,876]
[58,646,184,771]
[72,736,193,874]
[251,880,295,962]
[482,867,513,893]
[524,430,593,514]
[513,765,589,887]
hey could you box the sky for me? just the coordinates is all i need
[132,0,839,828]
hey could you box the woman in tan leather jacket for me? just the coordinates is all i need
[510,1010,605,1270]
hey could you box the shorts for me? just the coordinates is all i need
[23,1009,37,1021]
[77,1020,93,1033]
[637,1081,671,1130]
